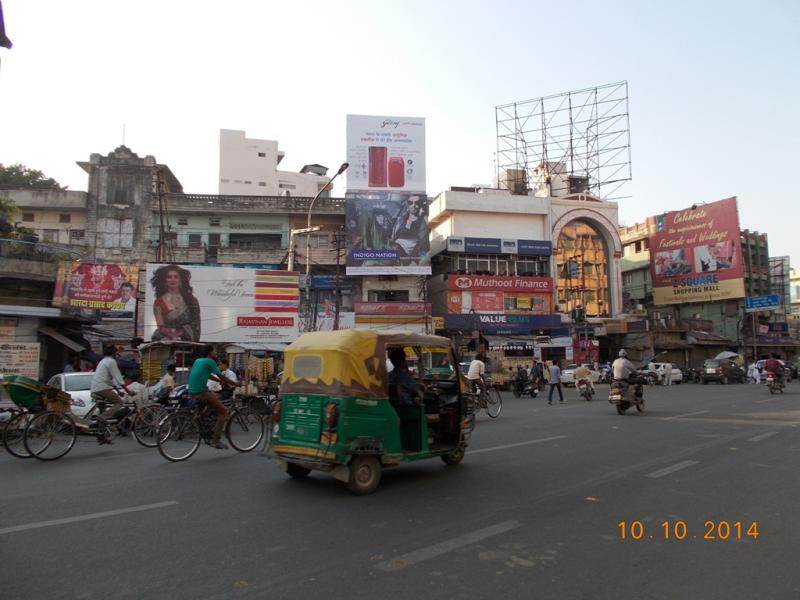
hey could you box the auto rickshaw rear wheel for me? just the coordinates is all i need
[616,403,627,415]
[348,455,381,495]
[441,445,465,466]
[286,462,311,478]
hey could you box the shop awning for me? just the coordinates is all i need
[686,331,735,347]
[38,326,85,352]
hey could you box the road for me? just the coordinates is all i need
[2,382,799,599]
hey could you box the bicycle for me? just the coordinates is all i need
[465,377,503,423]
[157,393,265,462]
[2,407,34,458]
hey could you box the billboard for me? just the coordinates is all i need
[53,261,139,316]
[345,192,431,275]
[144,264,300,343]
[649,197,745,305]
[0,342,40,378]
[346,115,425,192]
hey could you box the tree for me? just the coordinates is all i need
[0,164,64,190]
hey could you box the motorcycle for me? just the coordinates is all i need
[608,373,645,415]
[766,372,784,395]
[512,377,538,398]
[577,378,594,401]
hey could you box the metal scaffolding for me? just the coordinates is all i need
[495,81,632,200]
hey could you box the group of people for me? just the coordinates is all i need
[748,353,786,385]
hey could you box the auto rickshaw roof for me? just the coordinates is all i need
[138,340,210,353]
[285,329,452,354]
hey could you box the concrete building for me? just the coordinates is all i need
[218,129,330,198]
[790,268,800,319]
[10,189,88,246]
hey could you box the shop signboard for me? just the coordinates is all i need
[447,274,553,293]
[444,313,561,334]
[744,294,780,313]
[446,237,551,256]
[0,342,40,378]
[144,264,300,343]
[648,197,746,305]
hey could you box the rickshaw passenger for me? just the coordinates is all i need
[388,347,423,452]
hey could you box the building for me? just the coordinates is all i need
[619,223,652,311]
[791,268,800,319]
[741,230,771,297]
[218,129,330,197]
[9,189,88,246]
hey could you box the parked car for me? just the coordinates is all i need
[638,363,684,385]
[46,372,95,417]
[701,359,745,384]
[561,364,601,387]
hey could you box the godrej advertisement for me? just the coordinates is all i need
[345,191,431,275]
[346,114,425,192]
[53,261,139,316]
[144,264,300,343]
[648,197,746,305]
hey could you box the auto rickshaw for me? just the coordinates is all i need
[271,329,473,494]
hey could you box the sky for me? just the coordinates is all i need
[1,0,798,262]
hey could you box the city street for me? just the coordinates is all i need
[2,382,799,600]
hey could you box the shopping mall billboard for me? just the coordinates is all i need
[346,114,425,192]
[648,197,745,305]
[144,264,299,343]
[53,261,139,316]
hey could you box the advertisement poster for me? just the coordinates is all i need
[53,261,140,316]
[0,342,40,378]
[346,114,425,192]
[648,197,745,305]
[144,264,300,343]
[345,192,431,275]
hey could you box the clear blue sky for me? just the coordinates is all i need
[1,0,798,262]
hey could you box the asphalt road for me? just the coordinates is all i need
[2,381,799,600]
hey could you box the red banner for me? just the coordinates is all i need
[53,261,139,313]
[471,292,504,311]
[447,275,553,293]
[354,302,432,315]
[648,197,745,305]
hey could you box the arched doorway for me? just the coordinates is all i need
[555,220,611,318]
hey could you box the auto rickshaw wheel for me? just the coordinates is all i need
[616,403,627,415]
[441,445,465,466]
[286,462,311,478]
[347,455,381,495]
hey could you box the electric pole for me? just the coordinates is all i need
[331,227,346,330]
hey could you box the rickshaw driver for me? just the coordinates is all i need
[187,346,238,450]
[388,347,425,452]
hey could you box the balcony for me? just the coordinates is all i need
[0,238,85,282]
[162,194,345,215]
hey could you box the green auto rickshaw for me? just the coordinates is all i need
[270,329,473,494]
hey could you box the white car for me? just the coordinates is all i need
[639,363,683,384]
[561,364,601,387]
[46,372,95,417]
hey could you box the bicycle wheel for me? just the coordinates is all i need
[24,411,77,461]
[225,407,265,452]
[157,412,201,462]
[132,404,163,448]
[485,388,503,418]
[3,412,32,458]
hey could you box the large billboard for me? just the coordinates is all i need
[346,114,425,192]
[345,191,431,275]
[53,261,140,316]
[144,264,300,343]
[649,197,745,305]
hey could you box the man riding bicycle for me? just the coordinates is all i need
[187,346,238,450]
[467,352,487,394]
[90,345,136,443]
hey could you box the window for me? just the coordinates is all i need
[279,183,296,190]
[292,355,322,378]
[257,152,266,158]
[177,218,188,226]
[258,182,266,187]
[42,229,59,243]
[209,217,221,227]
[69,230,85,241]
[188,234,202,247]
[308,234,329,248]
[234,179,242,184]
[59,214,71,224]
[369,290,409,302]
[220,178,230,183]
[22,212,34,222]
[244,180,252,185]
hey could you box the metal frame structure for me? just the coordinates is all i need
[495,81,632,200]
[769,255,791,320]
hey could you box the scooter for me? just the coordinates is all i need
[766,372,785,395]
[577,378,594,401]
[608,374,645,415]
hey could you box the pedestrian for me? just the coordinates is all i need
[548,360,564,404]
[752,361,761,384]
[747,362,756,384]
[664,362,673,386]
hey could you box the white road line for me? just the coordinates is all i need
[375,520,522,572]
[0,501,178,535]
[470,436,567,455]
[660,410,709,421]
[747,431,779,442]
[755,397,783,404]
[646,460,699,479]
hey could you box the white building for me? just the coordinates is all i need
[218,129,331,197]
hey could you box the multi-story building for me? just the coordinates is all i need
[8,189,88,246]
[790,267,800,320]
[218,129,330,197]
[618,223,652,311]
[741,230,771,297]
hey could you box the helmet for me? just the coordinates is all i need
[618,349,627,358]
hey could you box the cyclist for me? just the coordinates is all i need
[187,346,238,450]
[90,345,135,443]
[467,352,487,394]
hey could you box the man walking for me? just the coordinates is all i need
[664,362,673,386]
[548,360,564,405]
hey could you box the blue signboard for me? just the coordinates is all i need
[518,239,552,256]
[444,313,561,334]
[464,237,502,254]
[744,294,780,312]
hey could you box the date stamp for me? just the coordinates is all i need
[617,520,759,542]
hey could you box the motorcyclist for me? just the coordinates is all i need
[764,353,785,386]
[513,365,529,395]
[572,364,595,395]
[612,349,637,381]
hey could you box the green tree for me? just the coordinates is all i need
[0,163,64,190]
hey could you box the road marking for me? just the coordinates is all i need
[755,397,784,404]
[0,501,178,535]
[747,431,778,442]
[470,436,567,455]
[660,410,709,421]
[375,520,522,572]
[646,460,699,479]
